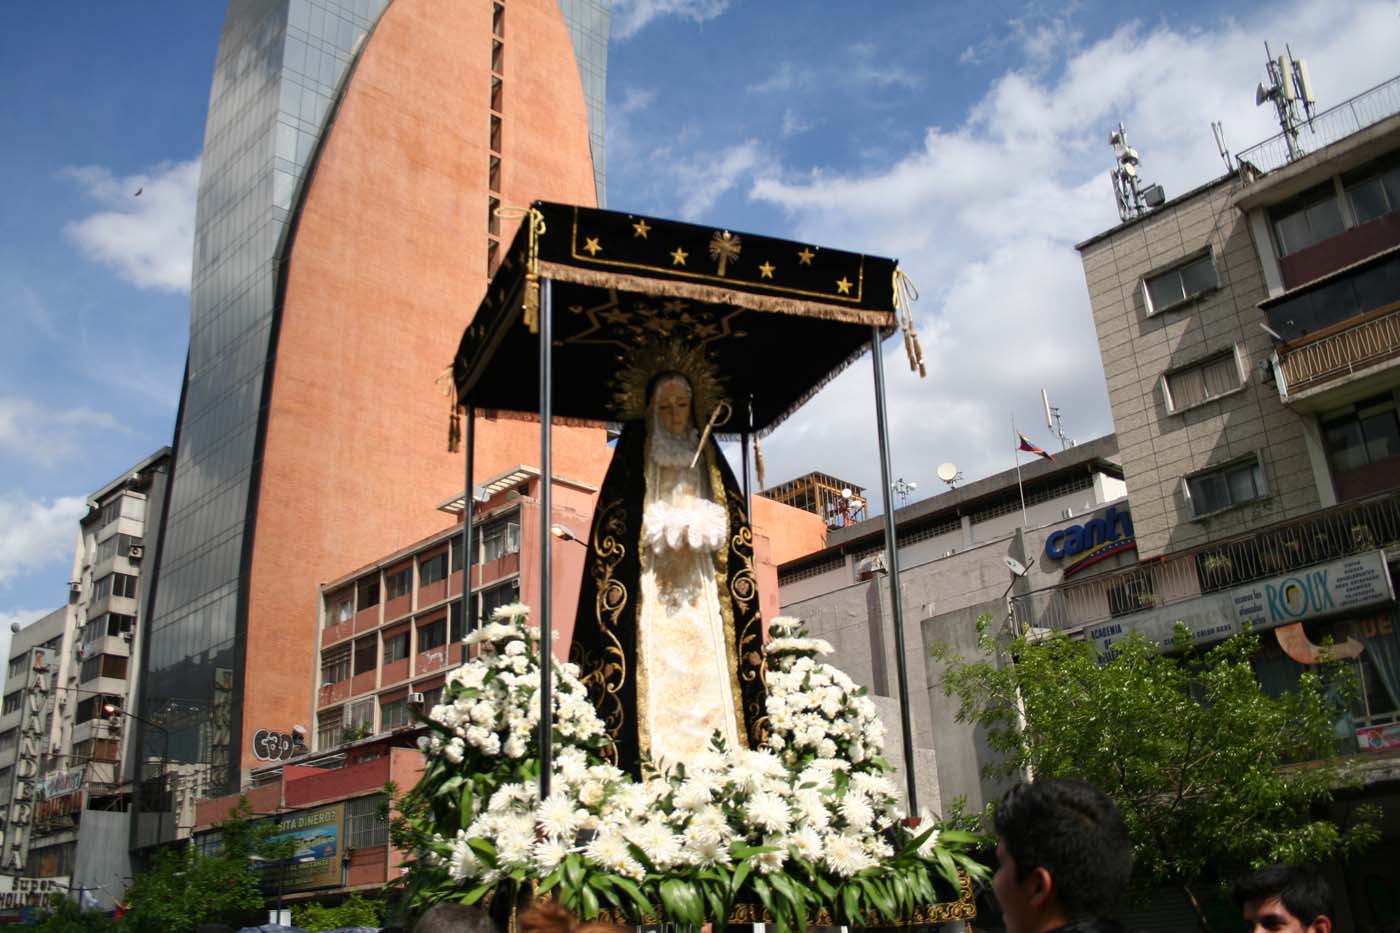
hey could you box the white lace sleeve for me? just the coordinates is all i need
[642,496,727,552]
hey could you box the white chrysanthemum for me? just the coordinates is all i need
[537,793,580,839]
[824,832,877,877]
[673,779,711,811]
[491,602,531,620]
[448,832,483,880]
[534,837,568,872]
[504,640,527,656]
[755,835,788,874]
[627,819,682,869]
[745,790,792,834]
[686,805,731,846]
[443,737,465,764]
[789,826,823,861]
[840,793,875,830]
[585,830,643,880]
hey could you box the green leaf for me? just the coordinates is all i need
[466,838,498,868]
[579,884,600,920]
[610,875,654,919]
[730,858,752,896]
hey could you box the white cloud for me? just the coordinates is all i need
[748,62,811,95]
[63,157,199,293]
[611,0,730,41]
[673,140,767,220]
[743,0,1396,510]
[848,43,923,90]
[780,109,813,138]
[0,397,126,466]
[0,496,85,587]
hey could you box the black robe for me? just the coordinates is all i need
[569,421,767,774]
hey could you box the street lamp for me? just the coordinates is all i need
[249,853,315,925]
[102,701,169,845]
[549,523,586,546]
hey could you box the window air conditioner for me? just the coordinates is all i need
[128,545,144,560]
[409,692,426,707]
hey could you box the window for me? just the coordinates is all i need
[346,794,388,849]
[0,730,15,752]
[1163,350,1242,412]
[1,693,19,716]
[480,518,520,563]
[93,533,133,566]
[478,580,520,625]
[419,685,444,710]
[384,631,410,663]
[1143,252,1219,315]
[321,644,351,685]
[80,655,128,683]
[94,572,137,602]
[7,657,27,681]
[356,575,380,610]
[328,592,353,627]
[380,696,411,731]
[316,709,343,748]
[450,601,465,643]
[82,613,133,644]
[420,552,447,587]
[73,697,118,724]
[1184,456,1268,517]
[450,536,465,572]
[347,698,375,733]
[74,738,119,763]
[1343,154,1400,226]
[1270,181,1345,255]
[418,618,446,652]
[385,567,412,602]
[353,636,377,676]
[1323,395,1400,474]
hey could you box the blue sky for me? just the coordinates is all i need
[3,0,1398,640]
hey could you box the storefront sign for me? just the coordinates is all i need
[261,803,343,892]
[1086,550,1394,653]
[35,768,84,801]
[1045,506,1136,577]
[0,876,67,909]
[1356,722,1400,752]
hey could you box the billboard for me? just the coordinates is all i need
[263,803,343,892]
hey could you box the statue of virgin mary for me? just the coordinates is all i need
[569,346,766,775]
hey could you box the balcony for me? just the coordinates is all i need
[1012,489,1400,634]
[1277,299,1400,404]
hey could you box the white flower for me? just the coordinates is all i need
[840,793,875,830]
[504,640,527,656]
[504,735,527,759]
[443,737,465,764]
[627,819,682,869]
[578,780,605,807]
[673,779,711,811]
[824,832,877,877]
[745,791,792,834]
[585,830,643,880]
[789,826,824,861]
[537,794,580,839]
[534,837,568,872]
[686,805,731,846]
[755,835,787,874]
[491,601,531,620]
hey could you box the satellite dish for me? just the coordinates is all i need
[1255,81,1272,106]
[936,463,958,483]
[1004,556,1028,577]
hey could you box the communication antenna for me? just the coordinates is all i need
[936,462,963,490]
[1108,121,1165,222]
[1255,41,1317,162]
[1041,388,1074,450]
[1211,121,1232,173]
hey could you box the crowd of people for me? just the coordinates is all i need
[395,776,1337,933]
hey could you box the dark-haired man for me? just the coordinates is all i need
[1233,864,1333,933]
[991,778,1133,933]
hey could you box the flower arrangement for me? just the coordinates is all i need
[395,608,987,931]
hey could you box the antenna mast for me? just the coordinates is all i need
[1108,122,1165,222]
[1042,388,1073,450]
[1255,41,1317,163]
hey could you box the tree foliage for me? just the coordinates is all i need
[935,621,1376,912]
[292,893,384,930]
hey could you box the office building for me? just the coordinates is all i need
[139,0,613,841]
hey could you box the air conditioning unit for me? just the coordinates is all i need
[1060,507,1074,520]
[408,692,426,707]
[128,545,144,560]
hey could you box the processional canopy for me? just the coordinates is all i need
[451,202,901,433]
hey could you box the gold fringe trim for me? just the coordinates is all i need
[474,408,611,431]
[537,261,896,327]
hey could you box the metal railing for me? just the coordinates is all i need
[1012,489,1400,633]
[1237,74,1400,176]
[1280,305,1400,395]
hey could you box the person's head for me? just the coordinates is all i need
[520,899,628,933]
[992,778,1133,933]
[413,901,499,933]
[649,372,694,437]
[1232,864,1334,933]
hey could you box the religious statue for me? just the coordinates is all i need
[570,345,767,775]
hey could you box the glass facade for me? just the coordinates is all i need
[557,0,611,206]
[142,0,388,808]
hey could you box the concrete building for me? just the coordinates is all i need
[1045,72,1400,929]
[138,0,615,843]
[776,436,1129,813]
[0,608,66,897]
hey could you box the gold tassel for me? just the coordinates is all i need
[436,365,460,452]
[892,266,927,379]
[499,206,548,333]
[754,433,766,490]
[448,402,461,453]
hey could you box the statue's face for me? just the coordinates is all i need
[654,380,693,436]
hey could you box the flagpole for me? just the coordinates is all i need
[1012,416,1029,527]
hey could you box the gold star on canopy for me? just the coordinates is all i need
[632,219,651,239]
[836,277,853,295]
[758,261,775,279]
[670,247,689,266]
[583,237,602,256]
[797,248,815,266]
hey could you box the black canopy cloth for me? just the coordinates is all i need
[449,201,921,808]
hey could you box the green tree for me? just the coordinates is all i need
[34,896,117,932]
[292,893,383,930]
[119,797,292,933]
[934,620,1377,932]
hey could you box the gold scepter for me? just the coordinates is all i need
[689,401,733,469]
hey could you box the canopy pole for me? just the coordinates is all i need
[461,403,476,644]
[742,396,754,517]
[870,326,918,814]
[538,279,554,802]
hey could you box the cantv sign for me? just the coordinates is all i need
[1085,550,1395,654]
[1045,505,1136,577]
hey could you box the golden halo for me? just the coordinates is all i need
[610,341,727,423]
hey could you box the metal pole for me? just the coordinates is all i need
[461,403,476,642]
[156,726,169,850]
[742,397,754,517]
[869,327,919,813]
[538,279,554,801]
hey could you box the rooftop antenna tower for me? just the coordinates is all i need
[1042,388,1074,450]
[1211,121,1232,174]
[1108,121,1166,222]
[1255,41,1317,162]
